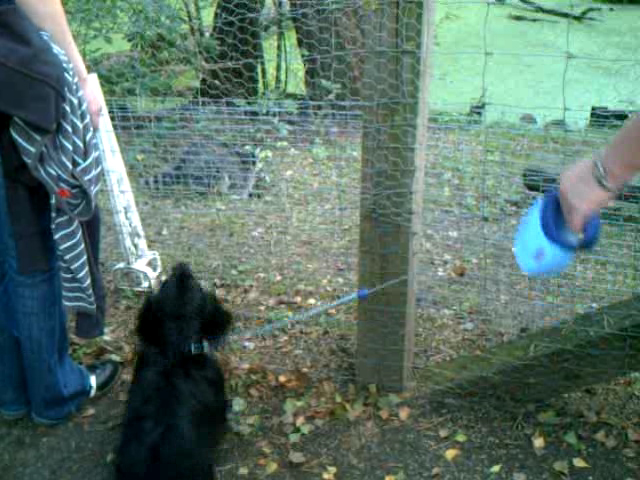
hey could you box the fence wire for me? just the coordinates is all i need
[64,0,640,477]
[416,0,640,404]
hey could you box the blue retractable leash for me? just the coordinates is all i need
[513,189,600,276]
[198,276,407,352]
[232,276,408,341]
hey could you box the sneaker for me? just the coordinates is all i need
[87,360,121,399]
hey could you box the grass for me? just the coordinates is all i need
[60,3,640,477]
[98,105,640,365]
[80,3,307,100]
[431,1,640,129]
[75,0,640,128]
[70,0,640,452]
[77,102,640,478]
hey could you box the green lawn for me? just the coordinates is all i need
[430,1,640,129]
[80,1,640,130]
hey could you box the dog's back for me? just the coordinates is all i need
[116,264,231,480]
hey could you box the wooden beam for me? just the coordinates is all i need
[419,295,640,403]
[356,0,434,392]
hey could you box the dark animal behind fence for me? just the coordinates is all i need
[115,262,232,480]
[142,139,263,198]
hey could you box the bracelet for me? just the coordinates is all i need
[591,154,619,194]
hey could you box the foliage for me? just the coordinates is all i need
[124,0,186,63]
[83,0,210,98]
[64,0,126,60]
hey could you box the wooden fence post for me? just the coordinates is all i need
[356,0,434,391]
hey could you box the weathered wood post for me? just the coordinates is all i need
[356,0,434,391]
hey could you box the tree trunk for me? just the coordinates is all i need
[199,0,265,100]
[289,0,364,103]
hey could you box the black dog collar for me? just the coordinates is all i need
[189,337,226,355]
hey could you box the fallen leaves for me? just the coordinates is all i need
[398,405,411,422]
[265,460,279,475]
[379,409,391,420]
[322,466,338,479]
[552,459,569,476]
[593,428,619,449]
[627,428,640,443]
[220,348,640,480]
[572,457,590,468]
[232,397,248,413]
[383,472,406,480]
[277,370,312,391]
[454,432,468,443]
[444,448,461,462]
[551,457,590,477]
[537,410,562,425]
[532,430,546,454]
[287,450,306,464]
[256,457,279,475]
[562,430,585,451]
[451,264,467,277]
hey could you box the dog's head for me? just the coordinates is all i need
[136,262,232,353]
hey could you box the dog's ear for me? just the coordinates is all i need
[135,294,165,347]
[201,293,232,339]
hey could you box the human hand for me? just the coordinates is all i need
[78,75,102,130]
[557,156,614,234]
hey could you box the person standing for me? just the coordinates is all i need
[0,0,120,426]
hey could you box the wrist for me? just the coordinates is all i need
[75,66,89,84]
[593,151,629,194]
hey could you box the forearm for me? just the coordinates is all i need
[601,115,640,190]
[16,0,88,81]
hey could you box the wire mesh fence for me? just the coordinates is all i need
[414,0,640,404]
[65,0,640,476]
[83,0,640,392]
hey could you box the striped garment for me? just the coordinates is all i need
[8,32,102,314]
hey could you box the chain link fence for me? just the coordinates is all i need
[66,0,640,474]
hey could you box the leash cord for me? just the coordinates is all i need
[230,275,408,341]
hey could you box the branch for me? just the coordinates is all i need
[516,0,602,22]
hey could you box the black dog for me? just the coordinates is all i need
[115,263,231,480]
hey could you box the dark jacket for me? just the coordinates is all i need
[0,4,65,274]
[0,3,64,133]
[9,30,102,314]
[0,4,103,320]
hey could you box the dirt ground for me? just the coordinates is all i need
[2,376,640,480]
[2,282,640,480]
[3,119,639,480]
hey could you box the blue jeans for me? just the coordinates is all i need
[0,154,91,424]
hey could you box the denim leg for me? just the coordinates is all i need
[13,267,91,423]
[0,153,90,424]
[0,206,28,417]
